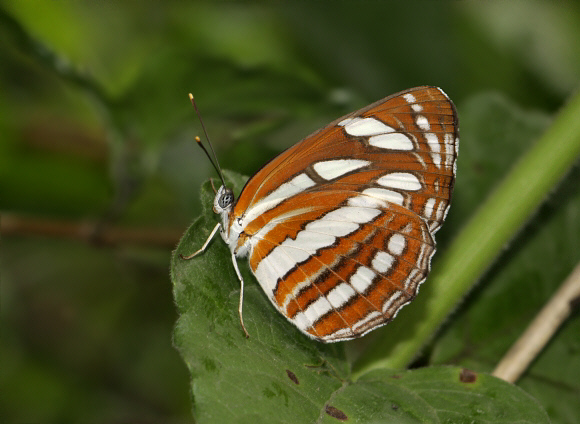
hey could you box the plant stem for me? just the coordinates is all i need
[492,262,580,383]
[1,213,183,248]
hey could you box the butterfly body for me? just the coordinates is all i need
[192,86,459,343]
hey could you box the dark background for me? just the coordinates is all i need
[1,1,579,423]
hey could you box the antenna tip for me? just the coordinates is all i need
[194,136,202,144]
[188,93,194,101]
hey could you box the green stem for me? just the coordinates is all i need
[352,89,580,378]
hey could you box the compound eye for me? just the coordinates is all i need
[218,190,234,209]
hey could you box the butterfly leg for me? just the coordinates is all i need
[179,222,221,260]
[231,252,250,339]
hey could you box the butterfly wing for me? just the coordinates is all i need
[234,86,458,342]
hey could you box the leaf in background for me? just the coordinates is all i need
[447,92,552,233]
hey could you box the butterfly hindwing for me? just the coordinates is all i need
[249,199,435,341]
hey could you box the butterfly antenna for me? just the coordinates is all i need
[193,135,222,184]
[188,93,227,187]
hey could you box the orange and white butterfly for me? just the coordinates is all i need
[182,86,459,343]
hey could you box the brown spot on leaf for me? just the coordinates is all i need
[459,368,477,383]
[325,404,348,421]
[286,369,299,385]
[390,374,401,379]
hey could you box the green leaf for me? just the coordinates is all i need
[322,367,549,424]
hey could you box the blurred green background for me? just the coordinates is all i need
[1,1,579,423]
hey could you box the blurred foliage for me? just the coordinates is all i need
[1,1,580,423]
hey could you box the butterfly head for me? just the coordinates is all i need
[214,184,240,248]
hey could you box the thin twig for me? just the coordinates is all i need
[492,262,580,383]
[1,213,183,248]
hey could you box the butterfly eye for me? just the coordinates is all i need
[218,189,234,209]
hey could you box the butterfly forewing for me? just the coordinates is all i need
[229,86,458,342]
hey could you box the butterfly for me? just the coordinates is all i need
[182,86,459,342]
